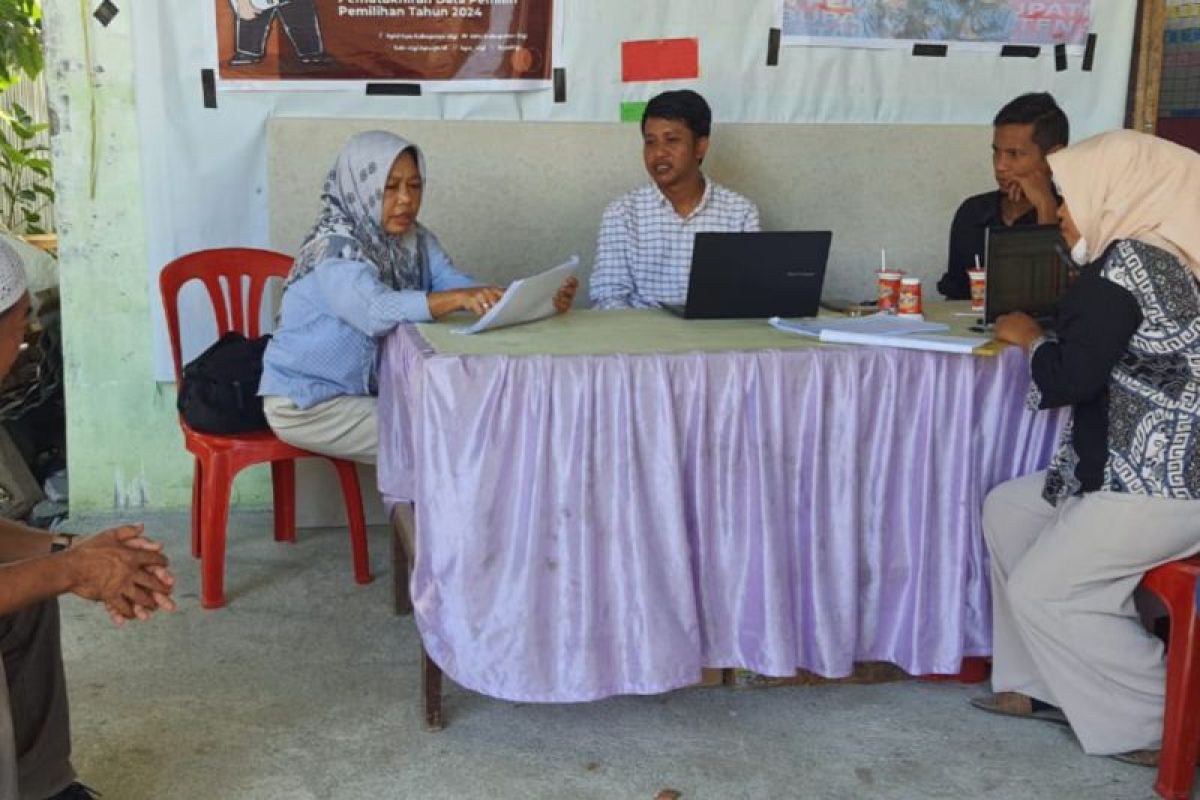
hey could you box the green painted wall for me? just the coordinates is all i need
[42,2,270,512]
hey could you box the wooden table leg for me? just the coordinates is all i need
[423,649,444,731]
[391,503,415,616]
[391,502,446,730]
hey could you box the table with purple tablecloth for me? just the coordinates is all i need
[376,305,1067,703]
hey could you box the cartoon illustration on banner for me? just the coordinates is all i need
[782,1,1092,50]
[216,0,554,86]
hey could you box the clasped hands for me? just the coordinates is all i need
[65,524,177,626]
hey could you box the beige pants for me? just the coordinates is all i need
[984,472,1200,754]
[262,395,378,464]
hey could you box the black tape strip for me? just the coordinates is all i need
[201,68,216,109]
[553,67,566,103]
[912,43,948,57]
[767,28,781,66]
[365,83,421,96]
[1083,33,1097,71]
[1054,42,1067,72]
[93,0,118,26]
[1000,45,1040,58]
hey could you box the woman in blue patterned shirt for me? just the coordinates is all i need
[259,131,577,463]
[972,130,1200,768]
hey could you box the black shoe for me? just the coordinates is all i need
[228,52,263,67]
[45,782,101,800]
[297,52,333,67]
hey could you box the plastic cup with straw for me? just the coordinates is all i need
[877,247,903,313]
[968,253,987,313]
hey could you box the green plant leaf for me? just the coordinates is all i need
[0,0,44,86]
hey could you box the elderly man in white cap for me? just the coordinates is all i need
[0,241,177,800]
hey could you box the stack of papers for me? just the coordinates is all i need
[769,314,989,354]
[769,314,949,338]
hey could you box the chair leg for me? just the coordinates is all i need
[271,460,297,543]
[331,459,372,585]
[191,458,204,559]
[423,647,444,731]
[1155,583,1200,800]
[199,457,234,609]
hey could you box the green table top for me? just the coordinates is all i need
[415,301,998,358]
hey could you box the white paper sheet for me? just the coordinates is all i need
[457,256,579,335]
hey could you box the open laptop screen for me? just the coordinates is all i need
[984,224,1073,324]
[677,231,832,319]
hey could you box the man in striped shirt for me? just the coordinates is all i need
[589,90,761,310]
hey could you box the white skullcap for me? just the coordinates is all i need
[0,240,27,314]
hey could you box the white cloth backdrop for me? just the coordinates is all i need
[133,0,1135,379]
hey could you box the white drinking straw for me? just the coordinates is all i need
[974,253,982,271]
[880,248,887,273]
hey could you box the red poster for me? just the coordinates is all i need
[215,0,555,84]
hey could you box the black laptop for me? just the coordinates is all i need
[984,224,1074,326]
[663,231,832,319]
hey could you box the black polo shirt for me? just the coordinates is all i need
[936,190,1040,299]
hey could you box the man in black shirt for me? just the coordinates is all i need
[937,93,1068,299]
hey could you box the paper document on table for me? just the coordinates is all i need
[819,330,989,354]
[768,313,950,338]
[457,256,579,335]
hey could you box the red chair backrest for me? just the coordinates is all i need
[159,248,293,383]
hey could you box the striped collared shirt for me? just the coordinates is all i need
[589,178,761,309]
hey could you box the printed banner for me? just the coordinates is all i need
[782,1,1092,50]
[1163,2,1200,117]
[215,0,555,88]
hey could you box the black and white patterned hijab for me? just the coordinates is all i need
[286,130,427,292]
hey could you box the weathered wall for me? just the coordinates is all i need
[43,3,271,512]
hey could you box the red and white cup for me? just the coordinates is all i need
[898,276,923,317]
[968,269,987,313]
[877,271,904,312]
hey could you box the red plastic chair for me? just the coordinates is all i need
[1141,556,1200,799]
[160,248,372,609]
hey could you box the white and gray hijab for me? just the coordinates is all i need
[287,130,428,292]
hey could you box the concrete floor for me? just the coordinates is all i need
[54,511,1162,800]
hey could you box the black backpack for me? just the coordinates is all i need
[177,332,271,434]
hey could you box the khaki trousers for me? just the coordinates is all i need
[262,395,378,465]
[0,600,74,800]
[984,472,1200,754]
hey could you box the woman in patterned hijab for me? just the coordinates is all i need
[286,131,434,294]
[261,131,577,464]
[975,130,1200,768]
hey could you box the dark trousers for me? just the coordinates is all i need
[235,0,324,58]
[0,600,73,800]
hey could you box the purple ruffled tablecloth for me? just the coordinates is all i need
[377,314,1066,702]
